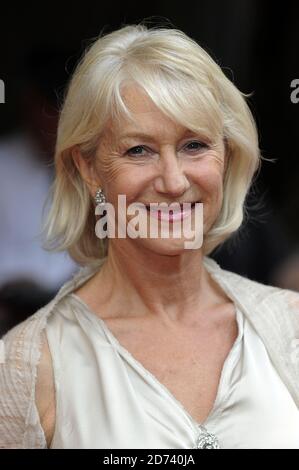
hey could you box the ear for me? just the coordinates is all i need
[71,145,102,198]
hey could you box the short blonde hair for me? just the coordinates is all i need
[42,23,261,267]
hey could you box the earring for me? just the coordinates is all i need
[94,188,108,241]
[94,188,106,206]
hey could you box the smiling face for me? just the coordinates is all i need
[81,84,227,256]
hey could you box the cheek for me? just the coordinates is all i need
[99,157,150,203]
[194,164,224,199]
[96,150,125,185]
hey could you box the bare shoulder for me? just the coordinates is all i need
[35,329,56,448]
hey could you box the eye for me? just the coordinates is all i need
[126,145,149,157]
[183,141,208,153]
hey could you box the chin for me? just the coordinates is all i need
[137,237,201,256]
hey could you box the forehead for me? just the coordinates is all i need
[107,83,187,138]
[121,84,157,114]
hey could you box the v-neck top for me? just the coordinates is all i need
[45,292,299,449]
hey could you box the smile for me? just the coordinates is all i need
[145,201,201,222]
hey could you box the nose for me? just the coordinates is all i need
[154,149,190,196]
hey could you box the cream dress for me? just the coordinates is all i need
[45,292,299,449]
[1,256,299,448]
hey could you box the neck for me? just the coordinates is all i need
[97,240,220,323]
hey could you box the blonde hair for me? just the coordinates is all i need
[42,23,261,267]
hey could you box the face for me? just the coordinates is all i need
[78,84,227,256]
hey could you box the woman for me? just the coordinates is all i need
[1,24,299,450]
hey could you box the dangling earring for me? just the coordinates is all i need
[94,188,106,206]
[94,188,108,241]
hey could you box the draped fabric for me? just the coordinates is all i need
[46,293,299,449]
[0,256,298,448]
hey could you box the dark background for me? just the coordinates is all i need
[0,0,299,333]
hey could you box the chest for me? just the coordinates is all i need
[103,310,238,424]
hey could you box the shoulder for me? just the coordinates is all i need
[0,264,100,448]
[232,269,299,309]
[207,256,299,307]
[0,292,72,449]
[0,262,102,373]
[0,303,54,448]
[212,260,299,350]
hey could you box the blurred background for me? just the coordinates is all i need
[0,1,299,336]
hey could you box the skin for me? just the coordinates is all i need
[72,83,229,324]
[37,84,238,447]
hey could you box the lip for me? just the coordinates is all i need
[145,201,201,222]
[144,200,201,208]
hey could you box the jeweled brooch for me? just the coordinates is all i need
[193,425,220,449]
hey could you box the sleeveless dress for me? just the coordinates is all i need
[45,292,299,449]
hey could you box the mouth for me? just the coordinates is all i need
[145,200,201,211]
[144,200,202,222]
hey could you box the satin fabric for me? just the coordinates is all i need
[46,293,299,449]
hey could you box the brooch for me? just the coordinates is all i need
[193,424,220,449]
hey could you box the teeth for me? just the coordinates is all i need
[145,201,200,210]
